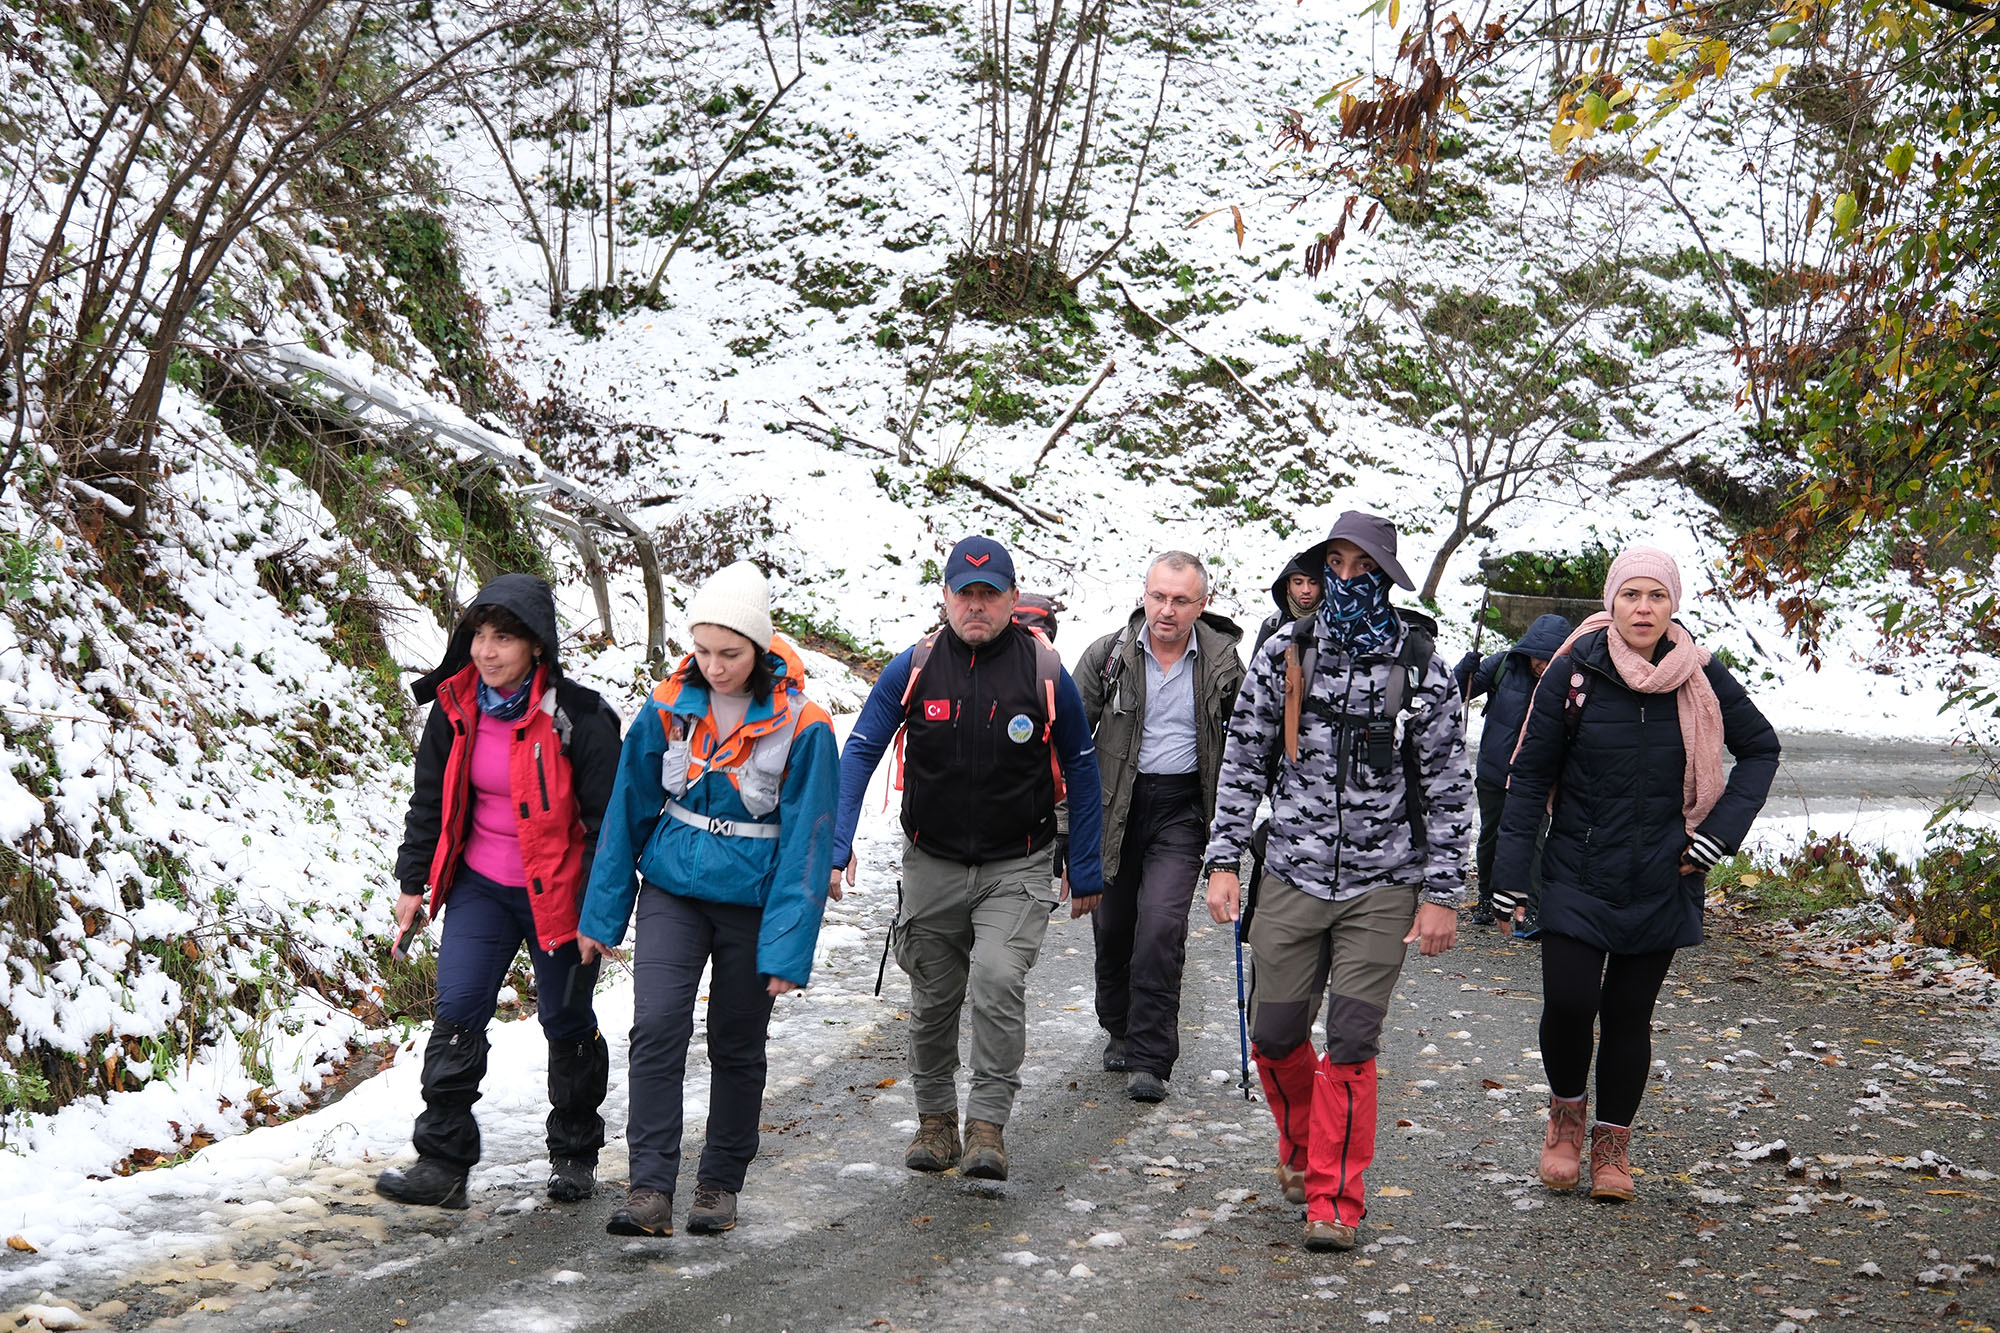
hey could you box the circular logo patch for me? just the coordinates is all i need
[1007,713,1035,743]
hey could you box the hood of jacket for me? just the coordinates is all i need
[1508,613,1574,665]
[414,573,565,705]
[1267,548,1323,616]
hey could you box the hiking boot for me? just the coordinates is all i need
[1302,1218,1358,1251]
[1127,1071,1167,1103]
[1589,1123,1636,1202]
[1470,902,1495,926]
[1539,1096,1587,1190]
[958,1119,1008,1181]
[905,1112,961,1173]
[1512,917,1543,941]
[374,1157,468,1209]
[606,1188,673,1236]
[686,1184,738,1234]
[1275,1159,1307,1206]
[1101,1036,1129,1072]
[546,1158,596,1203]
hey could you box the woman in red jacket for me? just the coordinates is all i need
[376,574,623,1210]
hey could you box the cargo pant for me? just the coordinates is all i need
[896,839,1058,1127]
[1246,878,1419,1226]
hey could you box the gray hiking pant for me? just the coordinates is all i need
[1246,879,1418,1065]
[896,838,1058,1126]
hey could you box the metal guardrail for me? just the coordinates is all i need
[224,342,667,669]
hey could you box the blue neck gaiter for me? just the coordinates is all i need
[478,676,534,720]
[1319,565,1398,656]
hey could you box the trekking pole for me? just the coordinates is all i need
[1233,916,1254,1101]
[873,877,902,997]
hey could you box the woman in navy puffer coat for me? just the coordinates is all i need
[1494,547,1779,1206]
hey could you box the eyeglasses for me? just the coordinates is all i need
[1144,592,1204,611]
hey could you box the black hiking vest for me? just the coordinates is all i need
[899,624,1060,865]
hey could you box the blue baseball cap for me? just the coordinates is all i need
[944,535,1016,592]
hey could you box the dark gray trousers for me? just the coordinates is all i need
[625,889,775,1196]
[1092,773,1207,1078]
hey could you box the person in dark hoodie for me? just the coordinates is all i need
[1254,549,1324,653]
[378,575,622,1210]
[1454,612,1572,934]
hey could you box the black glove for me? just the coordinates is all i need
[1052,835,1068,879]
[1454,650,1481,698]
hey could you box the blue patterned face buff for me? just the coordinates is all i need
[1320,564,1398,655]
[478,676,534,720]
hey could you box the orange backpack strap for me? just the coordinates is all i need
[1283,641,1305,763]
[898,631,940,711]
[1029,630,1065,801]
[891,632,941,796]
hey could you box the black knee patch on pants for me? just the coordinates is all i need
[1251,999,1313,1058]
[1321,994,1388,1065]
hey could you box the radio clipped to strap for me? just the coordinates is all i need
[663,798,781,840]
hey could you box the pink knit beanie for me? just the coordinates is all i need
[1602,545,1682,613]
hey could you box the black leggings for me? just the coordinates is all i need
[1539,932,1675,1127]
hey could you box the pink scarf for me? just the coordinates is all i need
[1512,612,1727,834]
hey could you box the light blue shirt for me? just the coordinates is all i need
[1136,630,1199,775]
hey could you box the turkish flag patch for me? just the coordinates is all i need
[924,699,950,721]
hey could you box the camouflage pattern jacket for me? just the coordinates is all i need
[1202,613,1474,905]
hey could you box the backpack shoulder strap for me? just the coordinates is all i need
[1385,624,1434,718]
[1280,616,1315,764]
[899,631,941,713]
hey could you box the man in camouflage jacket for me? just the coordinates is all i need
[1202,511,1473,1252]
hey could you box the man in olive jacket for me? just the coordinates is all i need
[1078,552,1246,1101]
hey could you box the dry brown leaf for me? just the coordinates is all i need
[875,1078,897,1088]
[6,1234,36,1252]
[1377,1185,1413,1197]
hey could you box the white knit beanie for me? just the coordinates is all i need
[687,560,773,648]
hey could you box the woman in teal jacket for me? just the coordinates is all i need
[577,561,838,1238]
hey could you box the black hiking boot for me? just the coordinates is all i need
[1101,1036,1129,1072]
[375,1157,468,1209]
[547,1158,597,1202]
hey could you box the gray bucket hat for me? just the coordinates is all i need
[1303,510,1415,591]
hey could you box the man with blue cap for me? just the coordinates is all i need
[832,536,1104,1182]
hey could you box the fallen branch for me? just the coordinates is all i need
[1115,280,1274,416]
[782,419,898,457]
[960,473,1059,528]
[1034,356,1115,470]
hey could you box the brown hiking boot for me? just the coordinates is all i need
[905,1112,961,1173]
[686,1184,737,1234]
[1276,1158,1307,1206]
[1539,1096,1587,1190]
[958,1119,1009,1181]
[1589,1123,1636,1202]
[605,1188,673,1236]
[1302,1218,1358,1251]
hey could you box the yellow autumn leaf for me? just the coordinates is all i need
[1377,1185,1414,1197]
[6,1234,36,1252]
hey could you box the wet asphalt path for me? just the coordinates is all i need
[111,910,1998,1333]
[1758,733,1980,819]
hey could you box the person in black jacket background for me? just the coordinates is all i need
[1455,612,1572,932]
[1252,547,1324,653]
[1493,547,1779,1205]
